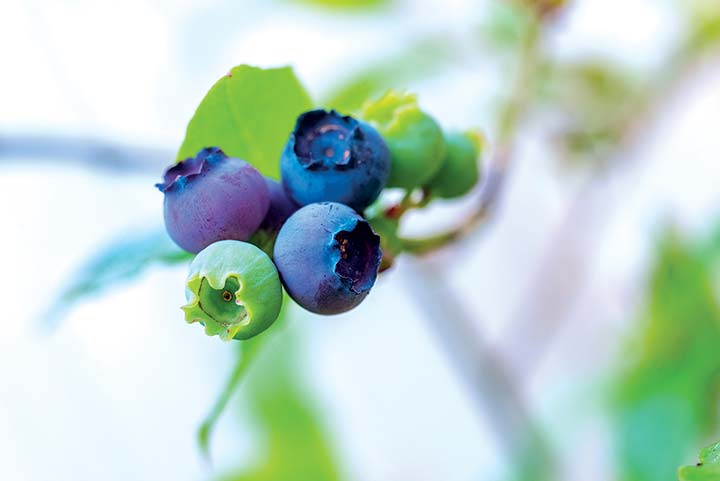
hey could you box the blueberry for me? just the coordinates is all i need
[250,178,300,256]
[280,109,390,212]
[361,91,446,190]
[259,178,299,233]
[156,147,269,253]
[273,202,382,315]
[426,130,483,199]
[182,240,283,341]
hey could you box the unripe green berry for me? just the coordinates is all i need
[427,130,483,199]
[361,91,446,190]
[182,240,283,341]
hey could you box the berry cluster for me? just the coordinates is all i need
[158,96,482,341]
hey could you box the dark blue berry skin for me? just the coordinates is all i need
[259,178,299,233]
[273,202,382,315]
[156,147,269,253]
[280,110,390,212]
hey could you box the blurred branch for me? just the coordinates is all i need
[403,260,554,480]
[0,133,170,173]
[501,47,720,380]
[41,229,191,332]
[400,13,555,478]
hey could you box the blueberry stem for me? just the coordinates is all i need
[384,188,430,219]
[197,333,268,461]
[399,163,505,254]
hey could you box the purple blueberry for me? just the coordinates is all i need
[259,178,299,233]
[280,109,390,212]
[156,147,269,253]
[273,202,382,315]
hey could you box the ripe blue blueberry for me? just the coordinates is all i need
[156,147,269,253]
[273,202,382,315]
[280,109,390,212]
[250,178,300,255]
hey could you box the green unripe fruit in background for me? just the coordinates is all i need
[360,91,446,190]
[427,130,483,199]
[182,240,283,341]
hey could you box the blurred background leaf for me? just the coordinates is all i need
[198,298,292,459]
[611,228,720,481]
[679,0,720,56]
[43,229,191,329]
[178,65,313,179]
[288,0,392,10]
[323,36,459,113]
[679,440,720,481]
[479,0,536,52]
[535,58,648,165]
[217,314,342,481]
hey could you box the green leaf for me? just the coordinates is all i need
[612,230,720,481]
[217,312,341,481]
[679,441,720,481]
[197,300,294,458]
[43,229,192,329]
[178,65,313,180]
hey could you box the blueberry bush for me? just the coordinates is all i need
[38,0,720,480]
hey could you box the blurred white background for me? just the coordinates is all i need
[1,0,719,480]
